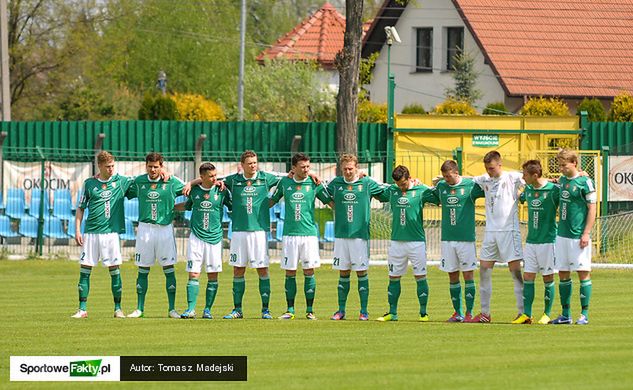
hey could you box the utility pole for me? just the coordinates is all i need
[0,0,11,121]
[237,0,246,121]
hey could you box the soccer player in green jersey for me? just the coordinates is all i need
[432,160,485,322]
[72,151,134,319]
[326,154,385,321]
[174,163,231,319]
[269,153,332,320]
[550,149,596,325]
[375,165,436,322]
[512,160,560,325]
[126,152,185,319]
[223,150,284,319]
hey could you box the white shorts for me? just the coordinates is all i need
[440,241,478,273]
[387,241,427,277]
[555,236,592,272]
[80,233,122,267]
[135,222,177,267]
[187,234,222,273]
[229,231,270,268]
[524,243,557,275]
[281,235,321,270]
[333,238,369,271]
[480,231,523,263]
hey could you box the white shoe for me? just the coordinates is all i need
[113,309,125,318]
[168,309,181,319]
[127,309,144,318]
[71,310,88,318]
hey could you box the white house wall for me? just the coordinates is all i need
[366,0,507,113]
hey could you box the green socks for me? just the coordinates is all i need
[559,279,572,317]
[523,280,535,317]
[358,275,369,315]
[285,276,297,313]
[417,278,429,316]
[387,279,401,315]
[544,281,555,316]
[304,275,316,313]
[205,280,218,310]
[449,281,462,316]
[78,266,91,311]
[337,276,350,312]
[580,279,592,318]
[109,268,122,311]
[164,266,177,311]
[232,277,245,311]
[186,278,199,311]
[135,267,150,311]
[259,276,271,310]
[464,279,476,315]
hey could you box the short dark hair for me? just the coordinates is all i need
[199,162,216,175]
[392,165,410,181]
[483,150,501,164]
[522,160,542,177]
[440,160,459,173]
[145,152,164,165]
[291,153,310,167]
[240,150,257,163]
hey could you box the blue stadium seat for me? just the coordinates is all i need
[184,210,192,221]
[29,189,51,217]
[54,188,72,204]
[75,189,84,209]
[7,188,25,201]
[5,197,26,219]
[269,207,278,223]
[276,220,284,241]
[19,215,39,238]
[227,221,233,240]
[124,198,139,222]
[0,192,4,210]
[44,216,69,239]
[175,195,187,205]
[222,205,231,223]
[322,221,335,242]
[0,215,19,238]
[119,218,136,241]
[53,197,74,221]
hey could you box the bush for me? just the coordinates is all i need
[358,100,387,123]
[401,103,426,115]
[608,92,633,122]
[433,99,478,115]
[520,97,570,116]
[172,93,226,121]
[576,97,606,122]
[138,93,178,120]
[482,102,510,115]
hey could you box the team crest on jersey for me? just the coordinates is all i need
[535,192,540,198]
[565,184,570,189]
[101,184,107,190]
[246,181,252,186]
[151,184,157,189]
[204,193,210,199]
[347,185,352,191]
[296,186,302,190]
[450,189,456,195]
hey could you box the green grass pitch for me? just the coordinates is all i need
[2,260,633,388]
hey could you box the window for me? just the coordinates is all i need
[446,27,464,70]
[415,28,433,72]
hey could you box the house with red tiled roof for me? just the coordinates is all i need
[362,0,633,113]
[258,2,371,92]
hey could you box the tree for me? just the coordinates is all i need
[520,97,570,116]
[335,0,363,156]
[607,93,633,122]
[444,51,482,104]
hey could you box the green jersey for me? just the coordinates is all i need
[558,175,596,239]
[126,175,185,225]
[520,182,560,244]
[270,176,331,236]
[185,185,231,245]
[430,178,485,242]
[79,174,134,234]
[377,184,436,242]
[225,171,282,232]
[326,176,384,240]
